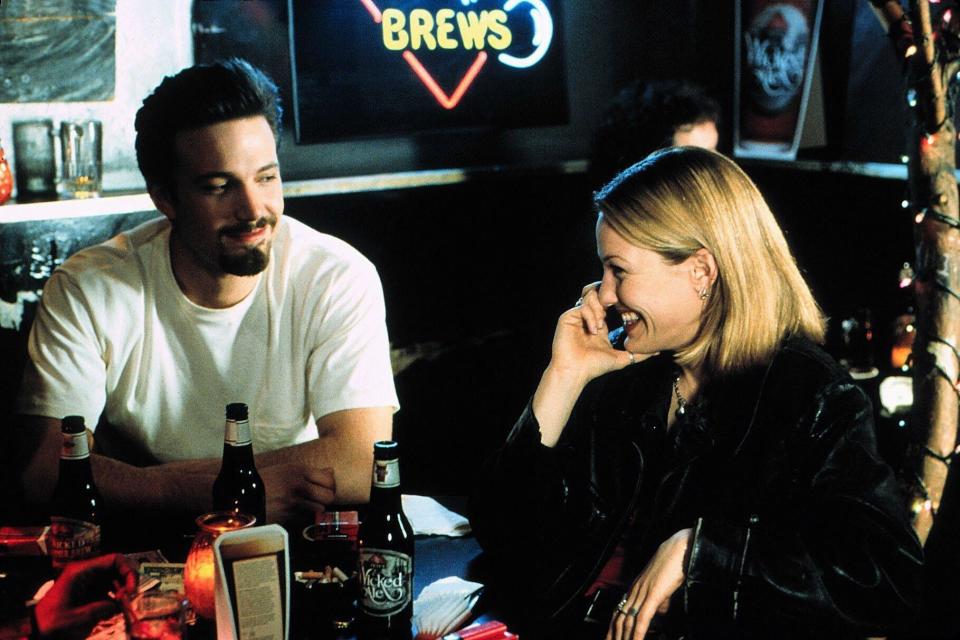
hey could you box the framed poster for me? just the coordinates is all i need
[734,0,823,160]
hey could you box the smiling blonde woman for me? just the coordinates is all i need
[472,147,922,640]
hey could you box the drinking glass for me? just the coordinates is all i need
[123,591,189,640]
[57,120,102,199]
[293,512,359,636]
[12,119,56,201]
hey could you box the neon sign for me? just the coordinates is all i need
[288,0,567,142]
[359,0,556,109]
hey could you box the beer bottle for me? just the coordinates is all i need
[357,441,414,640]
[212,403,266,525]
[49,415,101,570]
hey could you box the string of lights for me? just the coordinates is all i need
[889,0,960,522]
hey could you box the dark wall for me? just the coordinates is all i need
[284,170,598,495]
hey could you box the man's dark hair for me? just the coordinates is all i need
[589,78,720,189]
[134,58,282,192]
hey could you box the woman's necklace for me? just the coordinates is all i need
[672,374,688,418]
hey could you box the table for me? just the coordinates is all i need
[0,512,492,639]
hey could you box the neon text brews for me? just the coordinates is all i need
[381,9,512,51]
[360,0,555,109]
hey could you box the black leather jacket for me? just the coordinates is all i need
[470,338,923,639]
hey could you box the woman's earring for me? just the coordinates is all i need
[699,288,709,301]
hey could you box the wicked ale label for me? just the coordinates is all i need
[359,548,413,616]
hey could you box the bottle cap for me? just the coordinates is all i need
[373,440,399,460]
[226,403,248,421]
[61,415,86,434]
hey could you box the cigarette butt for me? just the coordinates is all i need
[324,565,333,582]
[298,570,325,580]
[332,566,349,582]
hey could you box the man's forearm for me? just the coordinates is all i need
[21,449,215,514]
[256,434,372,504]
[17,408,391,515]
[91,455,215,513]
[256,407,393,504]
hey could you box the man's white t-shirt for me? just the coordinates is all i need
[17,215,399,463]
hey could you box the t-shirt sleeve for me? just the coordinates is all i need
[305,257,399,420]
[17,270,107,430]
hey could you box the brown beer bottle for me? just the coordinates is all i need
[49,415,102,570]
[357,441,414,640]
[212,403,266,525]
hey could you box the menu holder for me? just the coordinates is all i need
[214,524,290,640]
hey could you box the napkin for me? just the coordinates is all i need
[402,495,472,537]
[413,576,484,640]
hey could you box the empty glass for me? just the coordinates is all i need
[12,119,56,201]
[123,591,190,640]
[58,120,102,199]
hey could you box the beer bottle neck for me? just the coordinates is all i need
[60,431,90,461]
[370,457,402,508]
[57,456,95,484]
[221,419,255,467]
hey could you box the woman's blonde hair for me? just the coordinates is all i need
[595,146,825,375]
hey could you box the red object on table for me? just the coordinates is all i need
[0,143,12,205]
[442,620,515,640]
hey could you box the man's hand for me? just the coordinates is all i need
[34,553,137,639]
[606,528,693,640]
[259,462,336,524]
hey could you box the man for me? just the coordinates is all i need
[14,59,398,523]
[589,78,720,189]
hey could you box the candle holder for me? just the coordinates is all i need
[183,511,256,619]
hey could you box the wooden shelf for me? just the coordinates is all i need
[0,160,590,225]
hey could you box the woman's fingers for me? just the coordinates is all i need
[576,282,606,335]
[606,579,648,640]
[580,280,602,298]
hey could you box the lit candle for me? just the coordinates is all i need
[183,511,256,619]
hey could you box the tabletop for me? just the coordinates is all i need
[0,503,494,640]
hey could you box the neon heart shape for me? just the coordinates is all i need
[360,0,489,110]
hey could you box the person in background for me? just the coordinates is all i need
[471,147,922,639]
[0,554,136,639]
[589,78,720,190]
[13,59,398,524]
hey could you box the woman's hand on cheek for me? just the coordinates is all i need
[549,283,650,384]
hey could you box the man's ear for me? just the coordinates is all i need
[148,183,177,222]
[689,248,718,291]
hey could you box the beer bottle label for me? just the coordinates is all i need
[372,459,400,488]
[49,516,101,568]
[359,548,412,616]
[224,419,252,446]
[60,432,90,460]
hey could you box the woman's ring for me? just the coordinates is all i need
[575,297,584,307]
[616,596,629,614]
[627,607,639,617]
[628,352,635,364]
